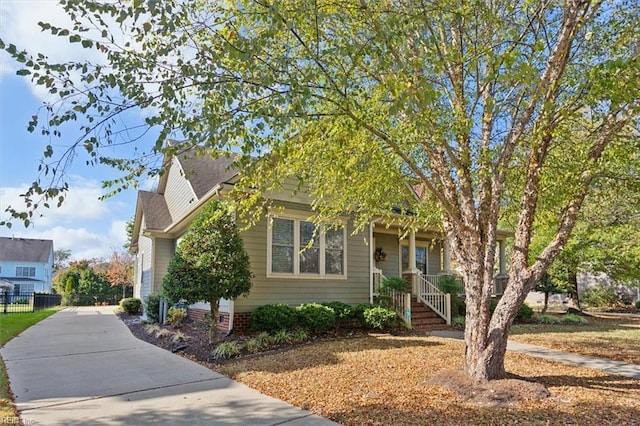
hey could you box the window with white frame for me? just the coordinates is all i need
[16,266,36,277]
[269,216,346,278]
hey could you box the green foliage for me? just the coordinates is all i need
[250,303,298,333]
[166,307,187,326]
[119,297,142,315]
[438,275,463,294]
[162,200,252,342]
[296,303,336,334]
[54,260,119,306]
[516,303,534,323]
[354,303,376,327]
[362,306,399,330]
[581,285,620,308]
[537,314,561,325]
[245,337,266,354]
[381,277,409,293]
[291,328,309,343]
[636,300,640,310]
[321,301,354,327]
[212,341,243,360]
[562,314,589,325]
[451,315,466,329]
[272,329,293,345]
[144,293,161,323]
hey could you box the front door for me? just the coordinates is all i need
[401,246,428,275]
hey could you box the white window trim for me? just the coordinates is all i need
[267,211,348,280]
[16,266,36,278]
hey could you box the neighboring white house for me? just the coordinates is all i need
[0,237,54,295]
[131,145,511,333]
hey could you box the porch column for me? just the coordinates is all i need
[407,230,420,295]
[443,238,451,273]
[499,239,507,275]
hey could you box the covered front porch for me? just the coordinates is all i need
[369,223,509,329]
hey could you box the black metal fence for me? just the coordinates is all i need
[1,291,62,314]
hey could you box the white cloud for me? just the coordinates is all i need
[0,176,108,227]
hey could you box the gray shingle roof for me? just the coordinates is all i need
[0,237,53,262]
[138,191,172,230]
[175,149,239,199]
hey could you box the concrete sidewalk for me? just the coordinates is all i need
[0,306,339,426]
[429,330,640,379]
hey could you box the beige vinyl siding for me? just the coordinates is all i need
[262,177,313,205]
[137,234,153,301]
[235,202,370,312]
[152,237,175,293]
[428,241,443,274]
[374,233,401,278]
[164,159,197,223]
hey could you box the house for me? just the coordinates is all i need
[0,237,54,297]
[131,146,510,332]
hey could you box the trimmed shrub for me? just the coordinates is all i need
[438,275,463,294]
[537,314,561,324]
[581,285,619,308]
[119,297,142,315]
[167,307,187,326]
[250,303,298,333]
[363,306,399,330]
[562,313,589,325]
[354,302,376,327]
[296,303,336,334]
[321,301,354,320]
[516,303,534,323]
[451,315,466,329]
[144,293,161,323]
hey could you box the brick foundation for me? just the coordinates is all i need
[187,308,252,334]
[233,312,251,333]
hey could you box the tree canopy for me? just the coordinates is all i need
[2,0,638,381]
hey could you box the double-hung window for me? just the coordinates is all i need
[16,266,36,278]
[269,216,346,278]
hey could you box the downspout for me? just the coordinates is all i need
[228,300,235,334]
[369,221,374,303]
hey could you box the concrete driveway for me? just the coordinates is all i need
[0,306,338,425]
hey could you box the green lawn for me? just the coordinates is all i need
[0,307,63,420]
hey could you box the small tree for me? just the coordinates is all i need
[105,250,134,299]
[534,273,569,315]
[163,200,252,343]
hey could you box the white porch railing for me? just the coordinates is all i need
[390,288,412,328]
[418,273,451,325]
[372,268,385,296]
[373,269,412,328]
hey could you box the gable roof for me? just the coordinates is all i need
[0,237,53,263]
[175,151,239,199]
[137,191,172,230]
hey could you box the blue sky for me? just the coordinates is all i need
[0,1,152,260]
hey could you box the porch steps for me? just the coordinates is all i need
[410,297,451,332]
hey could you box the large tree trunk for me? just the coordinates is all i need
[209,297,220,344]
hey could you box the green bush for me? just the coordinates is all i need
[537,314,561,324]
[581,285,619,308]
[119,297,142,315]
[438,275,463,294]
[353,303,376,327]
[144,293,161,323]
[250,303,298,333]
[488,300,533,323]
[296,303,336,334]
[321,301,353,320]
[516,303,534,322]
[363,306,399,330]
[166,307,187,326]
[561,313,589,325]
[451,315,465,329]
[636,300,640,310]
[381,276,409,292]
